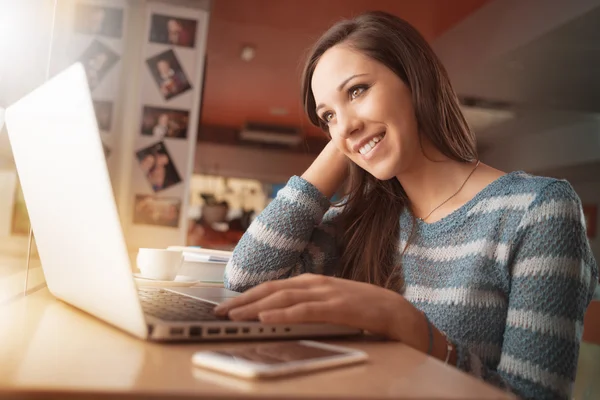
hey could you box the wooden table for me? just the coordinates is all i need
[0,287,514,399]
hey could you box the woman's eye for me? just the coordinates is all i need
[322,112,333,123]
[349,85,367,99]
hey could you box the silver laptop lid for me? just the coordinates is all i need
[6,63,148,339]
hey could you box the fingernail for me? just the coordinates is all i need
[213,305,226,314]
[258,312,270,322]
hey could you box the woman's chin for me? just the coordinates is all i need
[368,167,397,182]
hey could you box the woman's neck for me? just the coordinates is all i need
[396,145,478,221]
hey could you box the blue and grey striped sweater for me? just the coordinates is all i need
[224,171,598,399]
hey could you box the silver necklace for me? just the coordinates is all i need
[418,160,481,222]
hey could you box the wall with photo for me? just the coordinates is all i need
[49,0,129,184]
[0,0,130,256]
[123,1,210,251]
[0,0,210,260]
[49,0,211,253]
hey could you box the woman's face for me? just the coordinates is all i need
[311,44,421,180]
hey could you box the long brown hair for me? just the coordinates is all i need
[301,11,477,290]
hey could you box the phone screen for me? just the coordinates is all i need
[211,342,347,365]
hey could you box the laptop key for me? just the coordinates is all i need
[138,289,229,322]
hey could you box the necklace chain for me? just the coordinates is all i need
[419,160,481,222]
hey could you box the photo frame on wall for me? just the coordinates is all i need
[93,100,113,131]
[149,14,197,48]
[133,194,181,227]
[146,49,192,100]
[79,39,120,91]
[140,105,189,139]
[135,141,182,192]
[74,3,124,38]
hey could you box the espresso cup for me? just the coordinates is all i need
[136,248,183,280]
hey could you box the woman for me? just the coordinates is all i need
[214,11,598,399]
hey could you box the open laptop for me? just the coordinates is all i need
[5,63,360,341]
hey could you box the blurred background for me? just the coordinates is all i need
[0,1,599,395]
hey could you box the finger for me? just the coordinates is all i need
[215,280,305,315]
[228,288,326,321]
[257,300,334,324]
[214,274,328,315]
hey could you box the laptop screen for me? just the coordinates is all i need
[5,63,148,339]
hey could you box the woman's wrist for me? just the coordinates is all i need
[301,141,348,198]
[388,296,429,350]
[391,298,456,364]
[424,313,456,364]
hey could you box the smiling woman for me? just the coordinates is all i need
[217,11,598,400]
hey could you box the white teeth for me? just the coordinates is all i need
[359,134,384,155]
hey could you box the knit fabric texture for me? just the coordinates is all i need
[224,171,599,399]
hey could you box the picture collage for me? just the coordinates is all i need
[133,10,200,229]
[140,106,189,139]
[59,2,205,235]
[9,1,127,237]
[74,2,125,159]
[135,141,182,192]
[133,194,181,228]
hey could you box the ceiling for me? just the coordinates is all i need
[451,0,600,180]
[451,4,600,115]
[199,0,490,137]
[422,0,600,166]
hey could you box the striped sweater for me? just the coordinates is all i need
[224,171,598,399]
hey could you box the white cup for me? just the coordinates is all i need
[136,248,183,280]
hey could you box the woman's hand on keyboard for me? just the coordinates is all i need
[213,273,427,348]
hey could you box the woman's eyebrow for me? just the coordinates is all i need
[315,73,368,113]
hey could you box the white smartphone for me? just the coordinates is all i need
[191,340,368,379]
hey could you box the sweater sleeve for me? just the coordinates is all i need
[454,180,598,399]
[224,176,343,292]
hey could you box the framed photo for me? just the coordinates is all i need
[93,100,113,131]
[78,39,120,91]
[149,14,197,48]
[135,141,182,192]
[133,194,181,227]
[146,49,191,100]
[141,106,189,139]
[74,4,124,38]
[583,204,597,238]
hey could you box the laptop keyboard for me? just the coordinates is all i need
[138,289,229,322]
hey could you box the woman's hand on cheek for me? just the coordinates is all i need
[213,273,415,341]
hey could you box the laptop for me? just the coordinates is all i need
[5,63,360,341]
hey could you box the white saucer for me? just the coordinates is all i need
[133,273,200,287]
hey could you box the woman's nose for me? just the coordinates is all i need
[335,111,363,139]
